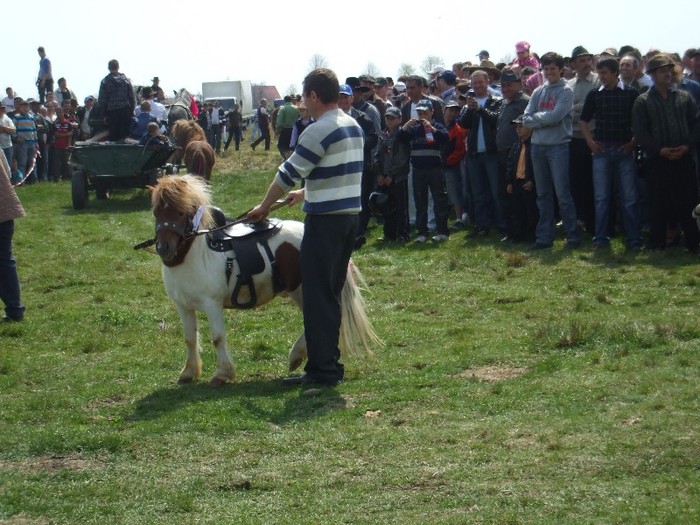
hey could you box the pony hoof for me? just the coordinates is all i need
[208,377,228,387]
[289,357,304,372]
[178,376,195,384]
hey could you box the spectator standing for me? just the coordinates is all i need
[631,54,700,253]
[247,68,364,386]
[374,106,411,242]
[580,57,641,250]
[568,46,600,235]
[97,59,136,142]
[442,101,467,230]
[496,68,530,239]
[2,89,16,112]
[505,115,538,243]
[275,95,300,159]
[76,96,95,140]
[337,84,378,249]
[36,47,53,105]
[224,103,243,152]
[289,104,313,151]
[11,101,39,184]
[250,99,270,151]
[522,52,580,249]
[51,108,73,181]
[0,152,26,322]
[54,78,78,107]
[31,101,50,182]
[208,101,224,155]
[398,99,450,242]
[459,69,506,237]
[0,104,15,167]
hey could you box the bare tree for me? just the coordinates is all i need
[363,62,381,77]
[286,84,298,96]
[499,53,514,66]
[397,63,415,78]
[420,55,444,76]
[309,54,329,70]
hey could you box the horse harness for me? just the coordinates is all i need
[205,209,284,308]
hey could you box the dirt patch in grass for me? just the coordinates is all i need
[0,454,105,474]
[458,366,529,382]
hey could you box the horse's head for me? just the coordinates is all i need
[150,175,213,265]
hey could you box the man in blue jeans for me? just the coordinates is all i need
[0,154,26,322]
[522,52,580,249]
[580,57,641,250]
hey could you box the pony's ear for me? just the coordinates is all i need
[146,185,156,193]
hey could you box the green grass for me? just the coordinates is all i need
[0,149,698,524]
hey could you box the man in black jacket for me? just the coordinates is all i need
[459,70,505,236]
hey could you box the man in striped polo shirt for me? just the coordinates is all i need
[248,68,363,386]
[12,101,39,184]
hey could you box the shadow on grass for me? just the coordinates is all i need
[63,190,152,216]
[127,378,345,426]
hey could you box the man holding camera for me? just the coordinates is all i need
[459,69,505,238]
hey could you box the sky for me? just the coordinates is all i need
[3,0,699,103]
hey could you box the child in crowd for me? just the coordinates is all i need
[374,106,410,242]
[505,114,538,243]
[130,101,156,139]
[51,108,73,181]
[441,101,467,230]
[139,122,169,149]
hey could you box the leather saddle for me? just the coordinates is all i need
[205,207,283,308]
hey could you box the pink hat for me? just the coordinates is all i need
[515,41,530,53]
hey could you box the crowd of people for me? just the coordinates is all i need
[315,42,700,254]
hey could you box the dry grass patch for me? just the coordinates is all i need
[457,366,529,382]
[0,454,105,474]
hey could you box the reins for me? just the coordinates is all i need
[134,199,291,251]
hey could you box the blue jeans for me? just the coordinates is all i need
[2,147,12,170]
[412,166,449,236]
[467,153,507,231]
[15,141,37,183]
[0,220,25,320]
[592,146,641,247]
[531,142,579,245]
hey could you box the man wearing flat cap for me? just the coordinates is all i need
[632,54,700,253]
[567,45,600,235]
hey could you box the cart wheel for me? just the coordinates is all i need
[71,171,88,210]
[95,181,110,200]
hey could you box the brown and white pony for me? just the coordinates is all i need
[150,175,380,386]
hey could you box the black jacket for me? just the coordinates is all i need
[459,95,502,155]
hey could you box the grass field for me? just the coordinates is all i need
[0,149,698,524]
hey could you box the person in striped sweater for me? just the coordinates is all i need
[247,68,364,386]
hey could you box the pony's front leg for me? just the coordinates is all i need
[205,306,235,387]
[176,303,202,384]
[289,332,307,371]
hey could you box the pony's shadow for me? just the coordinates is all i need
[127,378,346,426]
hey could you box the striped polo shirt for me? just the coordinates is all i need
[12,114,38,143]
[275,108,363,215]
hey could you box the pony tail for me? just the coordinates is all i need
[339,260,383,357]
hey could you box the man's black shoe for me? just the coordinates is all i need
[1,315,23,323]
[528,242,552,250]
[282,374,339,386]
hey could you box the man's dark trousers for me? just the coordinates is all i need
[301,213,358,384]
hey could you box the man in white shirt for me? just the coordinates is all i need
[0,103,16,166]
[2,88,15,112]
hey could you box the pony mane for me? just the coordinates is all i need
[170,120,207,150]
[151,175,215,229]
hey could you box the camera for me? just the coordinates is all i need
[467,90,476,97]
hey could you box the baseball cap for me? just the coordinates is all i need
[385,106,401,119]
[393,81,407,93]
[428,65,445,75]
[415,99,432,111]
[339,84,353,96]
[438,70,457,83]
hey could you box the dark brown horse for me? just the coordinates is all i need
[183,140,215,181]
